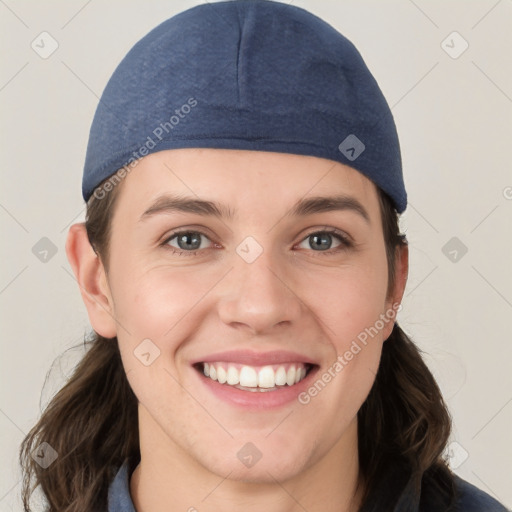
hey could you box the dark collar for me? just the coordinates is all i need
[107,460,509,512]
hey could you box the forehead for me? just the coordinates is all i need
[113,148,380,221]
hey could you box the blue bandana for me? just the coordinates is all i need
[83,0,407,213]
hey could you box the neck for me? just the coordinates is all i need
[130,406,364,512]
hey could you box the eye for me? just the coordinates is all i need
[163,230,212,256]
[161,228,352,257]
[296,229,352,254]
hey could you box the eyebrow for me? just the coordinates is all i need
[139,193,371,224]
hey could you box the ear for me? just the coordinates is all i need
[65,223,117,338]
[382,242,409,341]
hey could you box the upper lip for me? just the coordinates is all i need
[192,350,318,366]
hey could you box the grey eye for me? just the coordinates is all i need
[298,232,344,252]
[167,231,209,251]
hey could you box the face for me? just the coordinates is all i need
[81,148,406,483]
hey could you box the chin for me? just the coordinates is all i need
[211,457,308,484]
[194,438,313,484]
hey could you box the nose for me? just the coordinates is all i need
[217,244,303,335]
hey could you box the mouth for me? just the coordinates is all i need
[193,361,314,392]
[191,350,320,409]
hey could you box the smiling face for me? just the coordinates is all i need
[75,148,407,487]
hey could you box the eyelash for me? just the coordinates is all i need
[160,228,353,257]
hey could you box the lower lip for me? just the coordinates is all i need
[193,366,319,410]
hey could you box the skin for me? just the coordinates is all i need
[66,148,408,512]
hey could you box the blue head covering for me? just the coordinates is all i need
[82,0,407,213]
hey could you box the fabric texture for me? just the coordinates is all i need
[107,462,136,512]
[107,460,509,512]
[82,0,407,213]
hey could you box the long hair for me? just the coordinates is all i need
[358,191,456,511]
[19,180,456,511]
[19,184,140,512]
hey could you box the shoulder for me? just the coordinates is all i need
[450,475,510,512]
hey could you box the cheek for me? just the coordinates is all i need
[295,252,388,414]
[111,267,204,420]
[110,260,210,339]
[306,255,389,346]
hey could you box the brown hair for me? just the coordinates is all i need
[358,191,456,511]
[19,179,456,511]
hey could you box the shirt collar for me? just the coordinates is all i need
[108,461,137,512]
[106,460,508,512]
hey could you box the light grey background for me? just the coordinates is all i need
[1,0,511,510]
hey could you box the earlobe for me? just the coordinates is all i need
[383,243,409,341]
[65,223,117,338]
[396,243,409,301]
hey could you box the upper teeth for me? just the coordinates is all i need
[203,362,308,389]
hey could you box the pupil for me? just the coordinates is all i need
[311,234,331,251]
[176,233,332,252]
[179,233,200,250]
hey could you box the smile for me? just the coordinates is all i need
[200,362,310,392]
[191,349,319,409]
